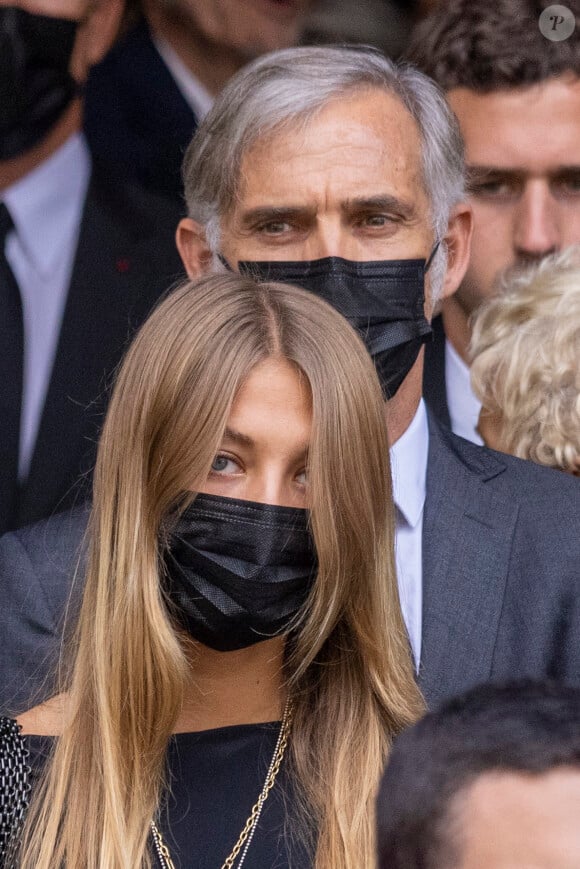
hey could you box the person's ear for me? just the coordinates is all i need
[438,202,473,301]
[71,0,124,81]
[176,218,214,277]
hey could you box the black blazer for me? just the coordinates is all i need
[84,20,198,200]
[1,167,184,533]
[422,313,451,429]
[2,416,580,713]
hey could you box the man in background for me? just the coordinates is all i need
[84,0,313,198]
[377,680,580,869]
[408,0,580,442]
[0,0,184,535]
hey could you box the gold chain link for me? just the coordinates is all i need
[151,700,293,869]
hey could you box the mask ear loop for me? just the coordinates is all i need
[217,253,234,271]
[424,240,441,273]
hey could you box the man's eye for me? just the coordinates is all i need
[471,181,516,196]
[470,179,519,199]
[257,221,293,235]
[210,455,240,474]
[553,176,580,196]
[357,214,394,228]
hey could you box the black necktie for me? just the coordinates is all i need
[0,202,24,534]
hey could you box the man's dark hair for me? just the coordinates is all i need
[407,0,580,92]
[377,680,580,869]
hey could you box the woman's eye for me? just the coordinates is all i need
[295,469,308,485]
[210,455,240,474]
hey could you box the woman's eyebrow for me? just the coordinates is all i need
[222,427,254,447]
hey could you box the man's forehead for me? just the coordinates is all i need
[448,78,580,165]
[233,90,426,206]
[242,87,423,162]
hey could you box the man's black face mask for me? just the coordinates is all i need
[0,7,79,160]
[226,248,438,399]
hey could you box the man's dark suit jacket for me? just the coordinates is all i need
[84,20,198,200]
[1,415,580,713]
[0,167,184,534]
[423,313,451,429]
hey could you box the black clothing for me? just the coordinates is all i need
[84,20,198,201]
[422,313,451,429]
[0,204,23,532]
[0,717,313,868]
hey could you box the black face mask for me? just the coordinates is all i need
[0,7,79,160]
[233,249,438,399]
[163,493,317,652]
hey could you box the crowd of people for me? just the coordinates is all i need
[0,0,579,866]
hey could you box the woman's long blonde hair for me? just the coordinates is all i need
[18,275,423,868]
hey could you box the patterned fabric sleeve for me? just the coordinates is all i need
[0,717,31,866]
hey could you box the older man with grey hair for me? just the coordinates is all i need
[2,46,580,713]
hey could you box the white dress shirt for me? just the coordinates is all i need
[445,337,483,445]
[2,134,91,481]
[153,34,214,121]
[390,399,429,671]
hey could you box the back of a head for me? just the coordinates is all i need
[469,248,580,472]
[408,0,580,91]
[377,680,580,869]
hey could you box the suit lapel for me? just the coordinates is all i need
[419,419,519,707]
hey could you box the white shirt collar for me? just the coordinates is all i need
[2,133,91,279]
[389,399,429,528]
[152,34,214,121]
[445,337,483,445]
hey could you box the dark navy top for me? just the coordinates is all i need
[1,719,314,868]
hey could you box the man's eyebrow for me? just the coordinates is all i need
[239,205,316,227]
[550,165,580,178]
[222,427,254,447]
[342,195,416,219]
[467,165,520,178]
[468,164,580,176]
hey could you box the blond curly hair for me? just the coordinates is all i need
[469,247,580,474]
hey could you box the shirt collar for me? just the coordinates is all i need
[2,133,91,278]
[389,398,429,528]
[152,34,214,120]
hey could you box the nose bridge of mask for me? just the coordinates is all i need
[237,255,428,318]
[173,494,313,562]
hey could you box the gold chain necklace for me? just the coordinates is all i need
[150,699,293,869]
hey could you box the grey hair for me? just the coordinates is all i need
[183,45,466,252]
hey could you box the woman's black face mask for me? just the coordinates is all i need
[162,493,317,652]
[0,7,80,160]
[225,247,438,399]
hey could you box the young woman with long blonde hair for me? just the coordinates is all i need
[0,274,423,869]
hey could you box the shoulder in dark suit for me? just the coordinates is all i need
[2,416,580,713]
[420,415,580,707]
[9,166,185,530]
[84,19,198,200]
[0,505,88,715]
